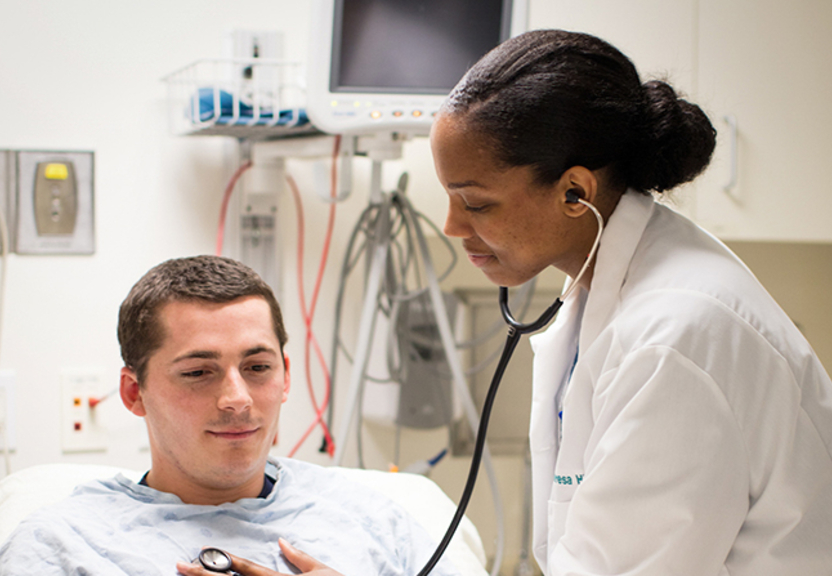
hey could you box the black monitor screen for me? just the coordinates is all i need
[331,0,510,94]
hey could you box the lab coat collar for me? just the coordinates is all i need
[579,190,655,352]
[527,191,654,574]
[528,288,585,574]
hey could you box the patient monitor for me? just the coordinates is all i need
[307,0,528,136]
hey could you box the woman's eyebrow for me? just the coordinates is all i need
[447,180,485,190]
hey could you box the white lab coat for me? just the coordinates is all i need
[529,191,832,576]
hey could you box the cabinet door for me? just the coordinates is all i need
[695,0,832,241]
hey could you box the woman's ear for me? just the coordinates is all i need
[556,166,599,217]
[120,367,146,417]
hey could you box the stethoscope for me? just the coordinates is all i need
[416,192,605,576]
[195,196,604,576]
[197,547,239,574]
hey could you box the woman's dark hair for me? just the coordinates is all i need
[441,29,716,193]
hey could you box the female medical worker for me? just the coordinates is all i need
[430,29,832,576]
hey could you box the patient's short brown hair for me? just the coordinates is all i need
[118,256,287,385]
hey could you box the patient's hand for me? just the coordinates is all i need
[176,539,345,576]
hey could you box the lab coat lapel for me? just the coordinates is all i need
[579,191,654,352]
[528,287,585,574]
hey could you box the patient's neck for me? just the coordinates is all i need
[143,467,269,505]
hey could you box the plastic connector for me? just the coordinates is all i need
[88,388,118,409]
[401,448,448,475]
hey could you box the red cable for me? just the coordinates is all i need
[215,160,253,256]
[286,174,335,456]
[286,135,342,457]
[286,173,333,455]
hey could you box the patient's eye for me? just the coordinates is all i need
[248,364,272,374]
[181,369,207,378]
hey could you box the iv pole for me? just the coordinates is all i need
[330,138,505,575]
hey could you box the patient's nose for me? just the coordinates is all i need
[218,369,253,412]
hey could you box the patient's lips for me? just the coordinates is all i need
[207,427,260,440]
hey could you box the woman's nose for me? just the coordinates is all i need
[443,202,471,238]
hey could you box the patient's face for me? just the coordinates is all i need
[123,296,289,503]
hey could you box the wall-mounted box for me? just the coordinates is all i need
[3,150,95,255]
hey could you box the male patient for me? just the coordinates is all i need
[0,256,459,576]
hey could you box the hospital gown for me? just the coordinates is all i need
[0,458,461,576]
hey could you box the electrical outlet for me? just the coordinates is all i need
[61,370,107,453]
[0,370,15,451]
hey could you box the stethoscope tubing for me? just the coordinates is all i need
[416,197,604,576]
[416,323,523,576]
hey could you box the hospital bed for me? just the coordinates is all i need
[0,463,488,576]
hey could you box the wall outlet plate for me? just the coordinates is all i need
[15,150,94,255]
[61,369,107,453]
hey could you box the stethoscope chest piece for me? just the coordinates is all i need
[198,547,235,573]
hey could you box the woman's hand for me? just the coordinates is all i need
[176,539,345,576]
[276,538,345,576]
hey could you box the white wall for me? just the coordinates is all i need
[3,3,832,576]
[0,0,460,487]
[0,0,313,471]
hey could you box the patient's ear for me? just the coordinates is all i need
[282,354,291,403]
[120,367,146,417]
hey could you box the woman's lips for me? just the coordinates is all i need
[466,253,495,267]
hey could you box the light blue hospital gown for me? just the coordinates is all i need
[0,458,461,576]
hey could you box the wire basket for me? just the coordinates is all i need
[163,58,318,140]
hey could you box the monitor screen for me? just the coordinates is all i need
[331,0,510,94]
[307,0,525,135]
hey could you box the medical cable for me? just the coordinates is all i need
[399,192,506,576]
[416,196,604,576]
[325,192,458,432]
[326,183,505,574]
[285,135,342,458]
[215,160,253,257]
[88,388,119,408]
[407,279,537,378]
[286,172,335,456]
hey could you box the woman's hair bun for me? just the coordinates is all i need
[442,30,717,195]
[627,80,717,192]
